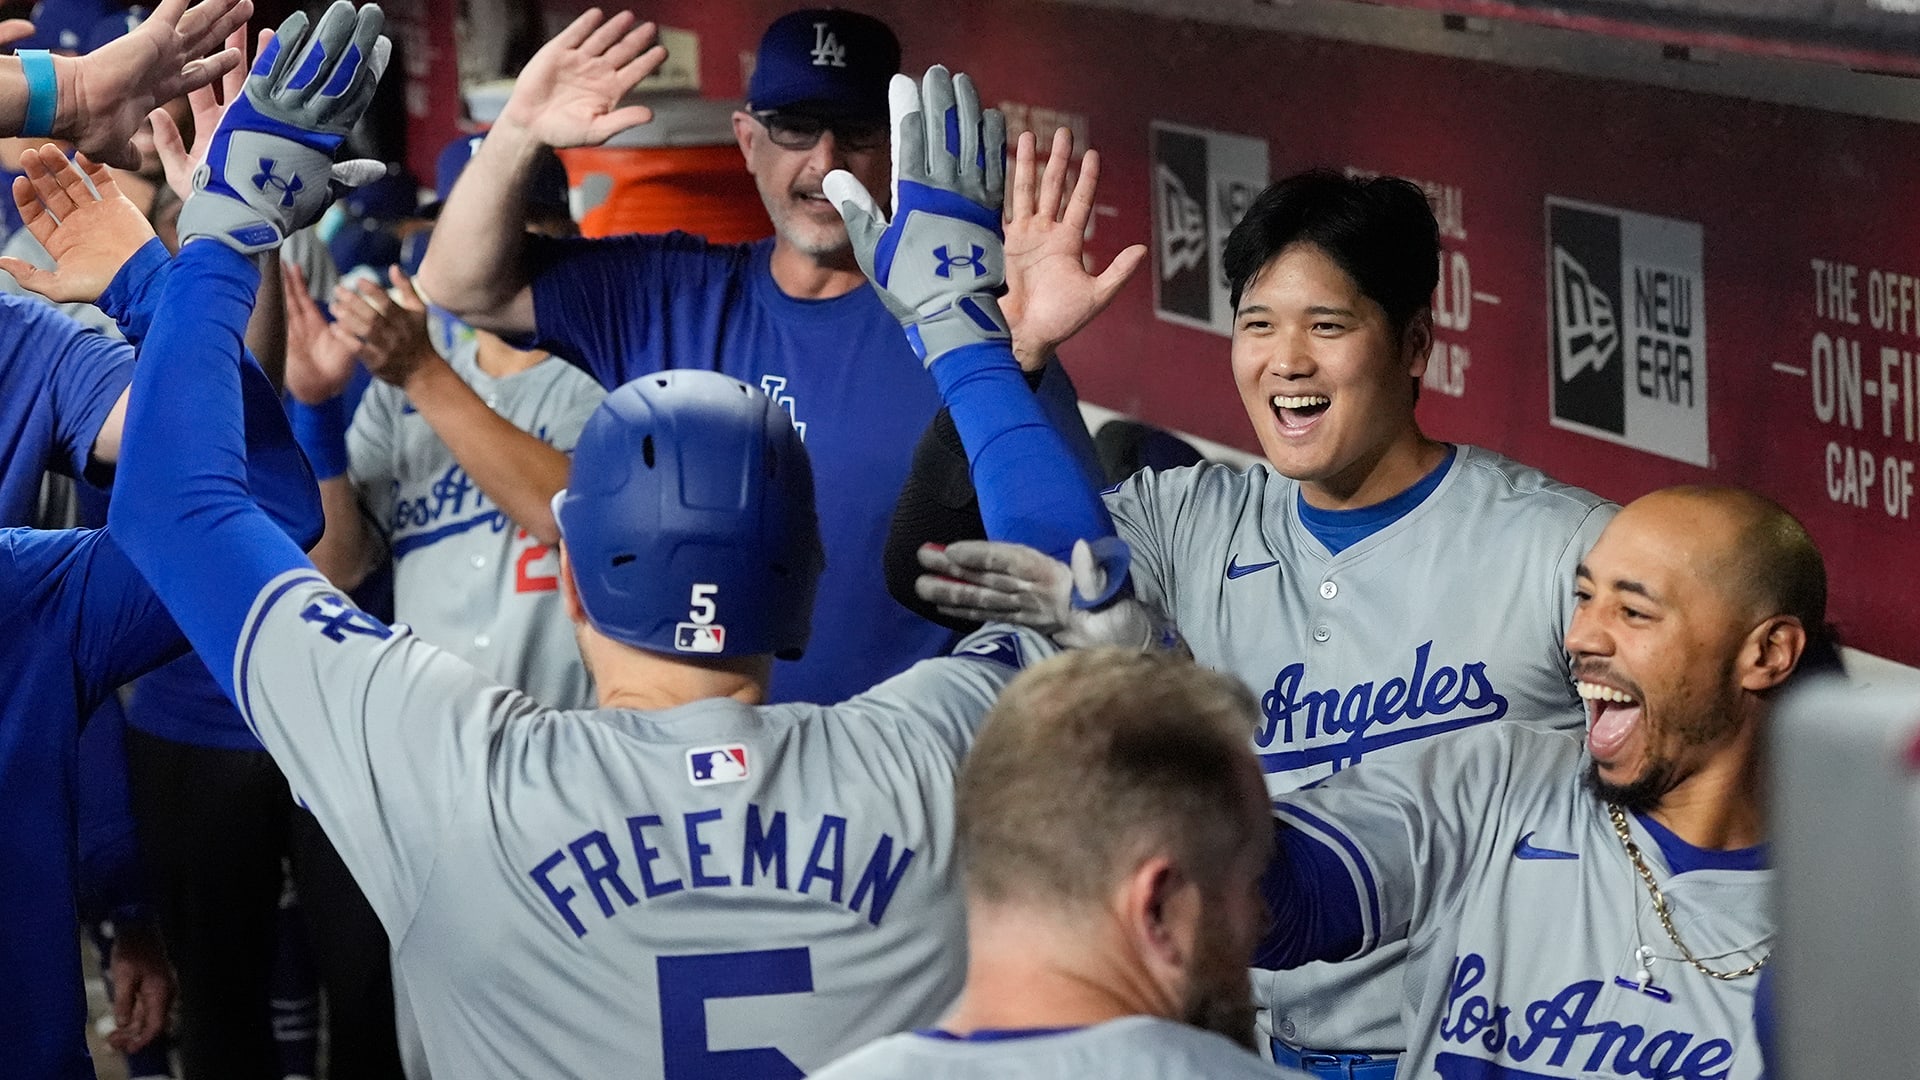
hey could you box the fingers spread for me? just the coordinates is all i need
[1009,129,1038,221]
[1037,125,1071,222]
[580,8,637,56]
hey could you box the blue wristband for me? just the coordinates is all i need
[19,50,56,138]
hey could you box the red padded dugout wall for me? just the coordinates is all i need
[536,0,1920,665]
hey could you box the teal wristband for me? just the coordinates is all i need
[19,50,56,138]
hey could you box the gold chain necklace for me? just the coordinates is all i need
[1607,803,1769,982]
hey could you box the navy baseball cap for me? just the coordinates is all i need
[426,133,571,219]
[747,9,899,122]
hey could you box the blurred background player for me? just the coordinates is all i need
[813,648,1308,1079]
[417,7,1104,705]
[285,132,605,708]
[1252,486,1832,1080]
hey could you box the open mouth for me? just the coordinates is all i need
[1577,679,1643,762]
[1271,393,1331,435]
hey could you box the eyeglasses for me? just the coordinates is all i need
[751,110,888,153]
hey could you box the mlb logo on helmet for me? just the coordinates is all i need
[675,622,727,653]
[688,745,750,786]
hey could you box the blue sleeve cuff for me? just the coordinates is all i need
[96,237,174,346]
[1254,816,1368,969]
[286,393,351,481]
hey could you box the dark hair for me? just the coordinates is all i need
[1222,169,1440,340]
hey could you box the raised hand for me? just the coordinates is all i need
[281,261,359,404]
[61,0,253,170]
[177,0,390,253]
[1002,127,1147,370]
[0,147,158,303]
[824,65,1011,368]
[327,265,440,390]
[151,24,265,200]
[916,538,1182,652]
[497,8,665,148]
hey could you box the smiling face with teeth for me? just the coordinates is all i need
[1230,243,1444,509]
[1565,490,1816,824]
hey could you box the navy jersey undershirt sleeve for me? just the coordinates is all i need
[95,237,174,347]
[1254,818,1367,969]
[109,241,324,701]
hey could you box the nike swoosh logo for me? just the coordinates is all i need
[1226,555,1279,580]
[1513,832,1579,861]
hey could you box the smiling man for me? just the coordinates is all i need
[1252,485,1831,1080]
[896,167,1618,1074]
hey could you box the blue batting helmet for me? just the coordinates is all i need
[554,371,824,660]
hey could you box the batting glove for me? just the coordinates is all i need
[823,65,1010,368]
[177,1,391,255]
[916,538,1184,653]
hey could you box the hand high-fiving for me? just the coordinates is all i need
[498,8,666,148]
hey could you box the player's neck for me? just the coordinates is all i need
[587,643,771,710]
[941,907,1167,1034]
[473,330,546,378]
[1297,429,1449,511]
[768,238,868,300]
[1648,723,1765,850]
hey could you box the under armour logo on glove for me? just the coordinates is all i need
[252,158,304,207]
[824,65,1011,368]
[934,243,986,278]
[177,1,393,254]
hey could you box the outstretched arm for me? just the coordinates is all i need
[416,8,662,334]
[0,0,254,169]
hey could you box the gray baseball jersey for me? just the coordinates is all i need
[812,1017,1310,1079]
[1102,445,1615,1052]
[347,337,604,708]
[227,566,1053,1078]
[1275,722,1769,1080]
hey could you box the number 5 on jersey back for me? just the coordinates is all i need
[658,948,813,1078]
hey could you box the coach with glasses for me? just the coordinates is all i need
[419,7,1101,706]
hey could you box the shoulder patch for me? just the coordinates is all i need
[952,631,1026,669]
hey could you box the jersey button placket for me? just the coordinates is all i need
[1312,625,1331,643]
[1319,580,1337,599]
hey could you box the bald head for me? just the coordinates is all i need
[1628,486,1826,632]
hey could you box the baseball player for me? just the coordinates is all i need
[284,134,605,708]
[416,8,1112,705]
[109,28,1148,1075]
[1251,486,1826,1080]
[894,168,1617,1072]
[812,648,1307,1079]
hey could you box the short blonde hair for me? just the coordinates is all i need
[958,648,1263,907]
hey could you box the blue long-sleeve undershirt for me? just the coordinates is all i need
[1253,818,1368,970]
[929,341,1114,563]
[109,240,322,701]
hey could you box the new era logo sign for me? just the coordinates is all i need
[688,745,749,786]
[1546,197,1709,467]
[1149,122,1268,337]
[675,622,726,653]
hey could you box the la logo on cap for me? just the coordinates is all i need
[810,21,847,67]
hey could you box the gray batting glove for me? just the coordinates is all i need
[177,1,391,254]
[822,65,1010,368]
[916,539,1186,653]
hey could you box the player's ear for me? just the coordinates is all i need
[1401,308,1434,381]
[558,544,585,624]
[1128,855,1198,974]
[731,110,758,161]
[1740,615,1806,693]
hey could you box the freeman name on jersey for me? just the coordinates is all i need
[529,803,918,938]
